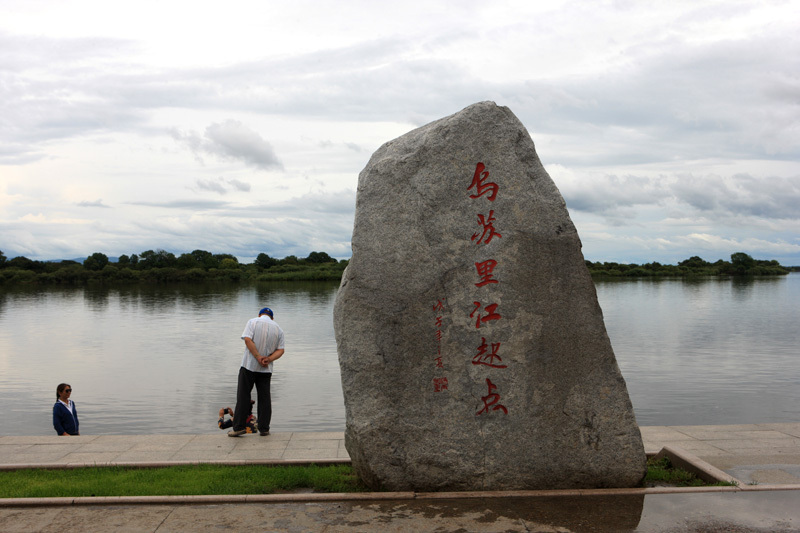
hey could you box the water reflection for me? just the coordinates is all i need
[0,281,345,436]
[1,275,798,435]
[597,274,800,426]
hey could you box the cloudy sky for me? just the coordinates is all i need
[1,0,798,265]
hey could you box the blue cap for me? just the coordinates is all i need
[259,307,273,318]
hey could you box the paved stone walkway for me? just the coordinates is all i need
[0,431,349,468]
[640,422,800,486]
[3,423,800,486]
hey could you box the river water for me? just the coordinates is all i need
[1,274,798,436]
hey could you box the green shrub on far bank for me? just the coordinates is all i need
[587,253,790,279]
[0,249,349,287]
[0,247,790,287]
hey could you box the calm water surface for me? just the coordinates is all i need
[1,275,798,435]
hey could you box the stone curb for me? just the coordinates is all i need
[0,486,748,508]
[0,459,349,472]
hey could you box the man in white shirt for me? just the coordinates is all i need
[229,307,285,437]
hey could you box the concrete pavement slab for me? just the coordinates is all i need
[289,431,344,440]
[284,438,340,450]
[0,436,98,444]
[759,423,800,437]
[226,448,290,461]
[655,440,731,456]
[729,465,800,485]
[60,452,121,465]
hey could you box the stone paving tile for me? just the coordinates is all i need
[290,432,345,440]
[110,451,184,463]
[76,440,139,453]
[169,450,247,462]
[726,465,800,485]
[749,468,800,485]
[670,424,780,436]
[60,452,121,464]
[709,454,800,470]
[90,435,153,444]
[226,449,289,461]
[2,454,72,464]
[181,442,238,453]
[22,443,84,454]
[265,432,296,441]
[285,439,341,451]
[664,441,732,456]
[232,441,289,453]
[673,429,793,441]
[757,423,800,438]
[184,434,237,443]
[0,435,98,445]
[0,444,34,455]
[639,427,696,441]
[127,442,191,453]
[230,437,287,450]
[281,448,344,461]
[704,439,800,452]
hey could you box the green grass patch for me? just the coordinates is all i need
[1,459,736,498]
[645,457,735,487]
[0,464,367,498]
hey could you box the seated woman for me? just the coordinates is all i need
[218,400,258,433]
[53,383,80,436]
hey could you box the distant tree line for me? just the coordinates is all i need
[586,253,790,277]
[0,249,347,285]
[0,249,790,286]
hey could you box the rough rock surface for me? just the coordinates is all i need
[334,101,646,491]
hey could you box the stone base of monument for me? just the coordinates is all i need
[335,101,646,491]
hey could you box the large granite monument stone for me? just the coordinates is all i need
[334,101,646,491]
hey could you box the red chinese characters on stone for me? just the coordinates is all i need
[477,378,507,415]
[474,259,499,287]
[433,377,449,392]
[467,162,498,202]
[465,162,508,413]
[433,299,445,350]
[471,210,502,245]
[470,301,501,329]
[472,337,507,369]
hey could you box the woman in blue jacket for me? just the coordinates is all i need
[53,383,79,436]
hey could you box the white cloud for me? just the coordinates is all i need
[194,177,251,195]
[76,199,111,208]
[169,120,283,171]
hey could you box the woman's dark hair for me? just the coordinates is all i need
[56,383,70,400]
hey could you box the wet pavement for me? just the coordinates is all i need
[1,491,799,532]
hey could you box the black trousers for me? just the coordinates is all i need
[233,367,272,432]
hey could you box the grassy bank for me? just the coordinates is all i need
[0,459,730,498]
[0,464,367,498]
[644,456,735,487]
[0,249,791,287]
